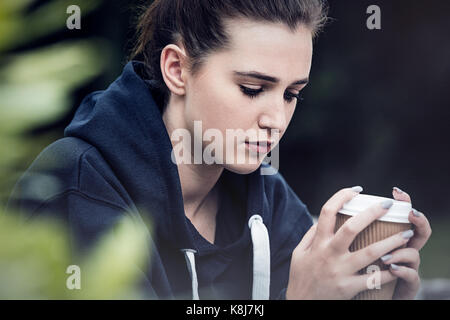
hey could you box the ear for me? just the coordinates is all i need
[160,44,188,96]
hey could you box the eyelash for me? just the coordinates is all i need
[239,85,303,103]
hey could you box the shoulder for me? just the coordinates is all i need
[7,137,129,215]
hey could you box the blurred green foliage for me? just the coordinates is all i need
[0,40,107,134]
[0,0,110,203]
[0,39,109,198]
[0,211,150,299]
[0,0,102,51]
[0,0,150,299]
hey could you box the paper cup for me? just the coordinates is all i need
[334,194,413,300]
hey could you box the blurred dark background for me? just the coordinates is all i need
[284,0,450,222]
[1,0,449,285]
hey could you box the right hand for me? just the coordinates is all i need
[286,187,413,299]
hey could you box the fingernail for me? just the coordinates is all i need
[393,187,403,193]
[402,229,414,239]
[390,263,400,270]
[381,199,394,209]
[412,208,421,217]
[381,254,392,262]
[351,186,363,193]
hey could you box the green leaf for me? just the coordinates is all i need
[0,0,102,52]
[0,39,110,135]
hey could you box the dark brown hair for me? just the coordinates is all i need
[129,0,329,110]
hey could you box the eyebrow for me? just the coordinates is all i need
[233,70,309,86]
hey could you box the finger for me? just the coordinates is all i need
[332,199,395,253]
[348,270,398,297]
[295,223,317,252]
[392,187,432,250]
[315,186,363,245]
[350,229,414,273]
[406,209,432,251]
[392,187,412,203]
[380,247,420,270]
[389,264,421,293]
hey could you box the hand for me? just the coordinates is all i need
[286,187,413,300]
[380,187,432,300]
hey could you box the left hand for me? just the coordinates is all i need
[381,187,432,299]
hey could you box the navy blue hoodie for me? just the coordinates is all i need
[7,61,314,300]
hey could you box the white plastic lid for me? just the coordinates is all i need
[338,194,412,223]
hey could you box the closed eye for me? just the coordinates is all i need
[239,85,303,103]
[239,85,263,99]
[284,91,303,103]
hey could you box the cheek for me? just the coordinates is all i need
[189,79,254,132]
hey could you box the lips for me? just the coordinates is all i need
[247,141,272,147]
[245,140,273,154]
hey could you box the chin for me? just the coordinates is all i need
[222,161,263,175]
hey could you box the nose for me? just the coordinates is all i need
[258,97,287,135]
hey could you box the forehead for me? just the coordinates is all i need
[213,18,313,81]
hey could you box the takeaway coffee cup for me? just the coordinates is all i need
[334,194,413,300]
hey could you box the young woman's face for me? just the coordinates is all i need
[183,18,313,174]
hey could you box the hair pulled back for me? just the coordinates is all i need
[130,0,328,109]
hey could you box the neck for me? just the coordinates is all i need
[162,97,224,220]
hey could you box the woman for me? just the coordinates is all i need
[8,0,431,299]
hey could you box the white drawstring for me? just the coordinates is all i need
[181,215,271,300]
[181,249,199,300]
[248,214,271,300]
